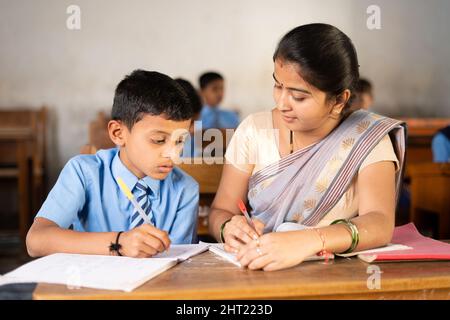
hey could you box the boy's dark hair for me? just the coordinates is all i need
[199,72,224,90]
[174,78,203,115]
[356,78,373,95]
[111,70,193,129]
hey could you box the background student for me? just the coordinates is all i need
[199,71,240,129]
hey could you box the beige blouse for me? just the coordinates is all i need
[225,111,399,226]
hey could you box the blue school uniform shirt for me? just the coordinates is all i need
[182,134,203,158]
[200,105,239,130]
[432,131,450,163]
[36,148,199,244]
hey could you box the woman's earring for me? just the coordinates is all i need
[331,110,341,120]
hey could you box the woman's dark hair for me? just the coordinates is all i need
[111,70,193,129]
[174,78,203,115]
[273,23,359,110]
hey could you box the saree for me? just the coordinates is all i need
[247,110,406,233]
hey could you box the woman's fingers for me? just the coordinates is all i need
[252,218,265,236]
[238,244,269,268]
[224,236,244,252]
[227,216,259,243]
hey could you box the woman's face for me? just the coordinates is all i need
[273,59,340,132]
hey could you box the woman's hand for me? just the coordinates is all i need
[222,216,265,253]
[236,229,323,271]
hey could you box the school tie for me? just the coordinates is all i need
[129,179,153,229]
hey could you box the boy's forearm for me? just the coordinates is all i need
[27,226,118,257]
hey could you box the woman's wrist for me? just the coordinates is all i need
[220,218,232,243]
[307,228,327,254]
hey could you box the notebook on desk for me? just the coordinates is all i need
[0,243,209,292]
[353,223,450,263]
[203,242,334,266]
[274,221,450,263]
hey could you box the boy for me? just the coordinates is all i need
[175,78,203,158]
[26,70,199,258]
[350,78,374,111]
[199,71,239,129]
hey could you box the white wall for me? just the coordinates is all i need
[1,0,449,182]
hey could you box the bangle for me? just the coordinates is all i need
[220,219,232,243]
[330,219,360,254]
[109,231,124,256]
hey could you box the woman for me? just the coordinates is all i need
[208,23,406,271]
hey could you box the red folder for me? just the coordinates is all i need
[359,223,450,262]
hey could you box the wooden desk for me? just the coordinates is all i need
[409,163,450,239]
[33,251,450,300]
[178,159,224,237]
[0,127,34,242]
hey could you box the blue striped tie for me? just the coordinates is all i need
[129,179,153,229]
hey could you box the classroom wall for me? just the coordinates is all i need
[0,0,449,184]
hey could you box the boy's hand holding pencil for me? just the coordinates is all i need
[117,177,171,258]
[120,224,171,258]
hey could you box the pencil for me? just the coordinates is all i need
[117,177,152,225]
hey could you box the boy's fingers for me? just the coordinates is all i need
[140,224,171,250]
[137,242,158,257]
[143,234,166,253]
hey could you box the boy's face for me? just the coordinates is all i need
[352,92,373,111]
[110,114,191,180]
[360,92,374,110]
[201,79,224,107]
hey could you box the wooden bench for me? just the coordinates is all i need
[0,107,47,244]
[399,117,450,164]
[409,162,450,239]
[80,111,115,154]
[177,159,224,237]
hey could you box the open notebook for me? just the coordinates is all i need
[204,222,418,267]
[0,243,208,292]
[202,242,334,267]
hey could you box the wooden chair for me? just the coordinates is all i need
[201,128,233,157]
[0,107,47,244]
[409,162,450,239]
[399,118,450,165]
[177,159,224,236]
[80,111,115,154]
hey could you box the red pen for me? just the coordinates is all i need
[237,199,258,235]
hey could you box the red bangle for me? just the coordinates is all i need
[313,228,330,263]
